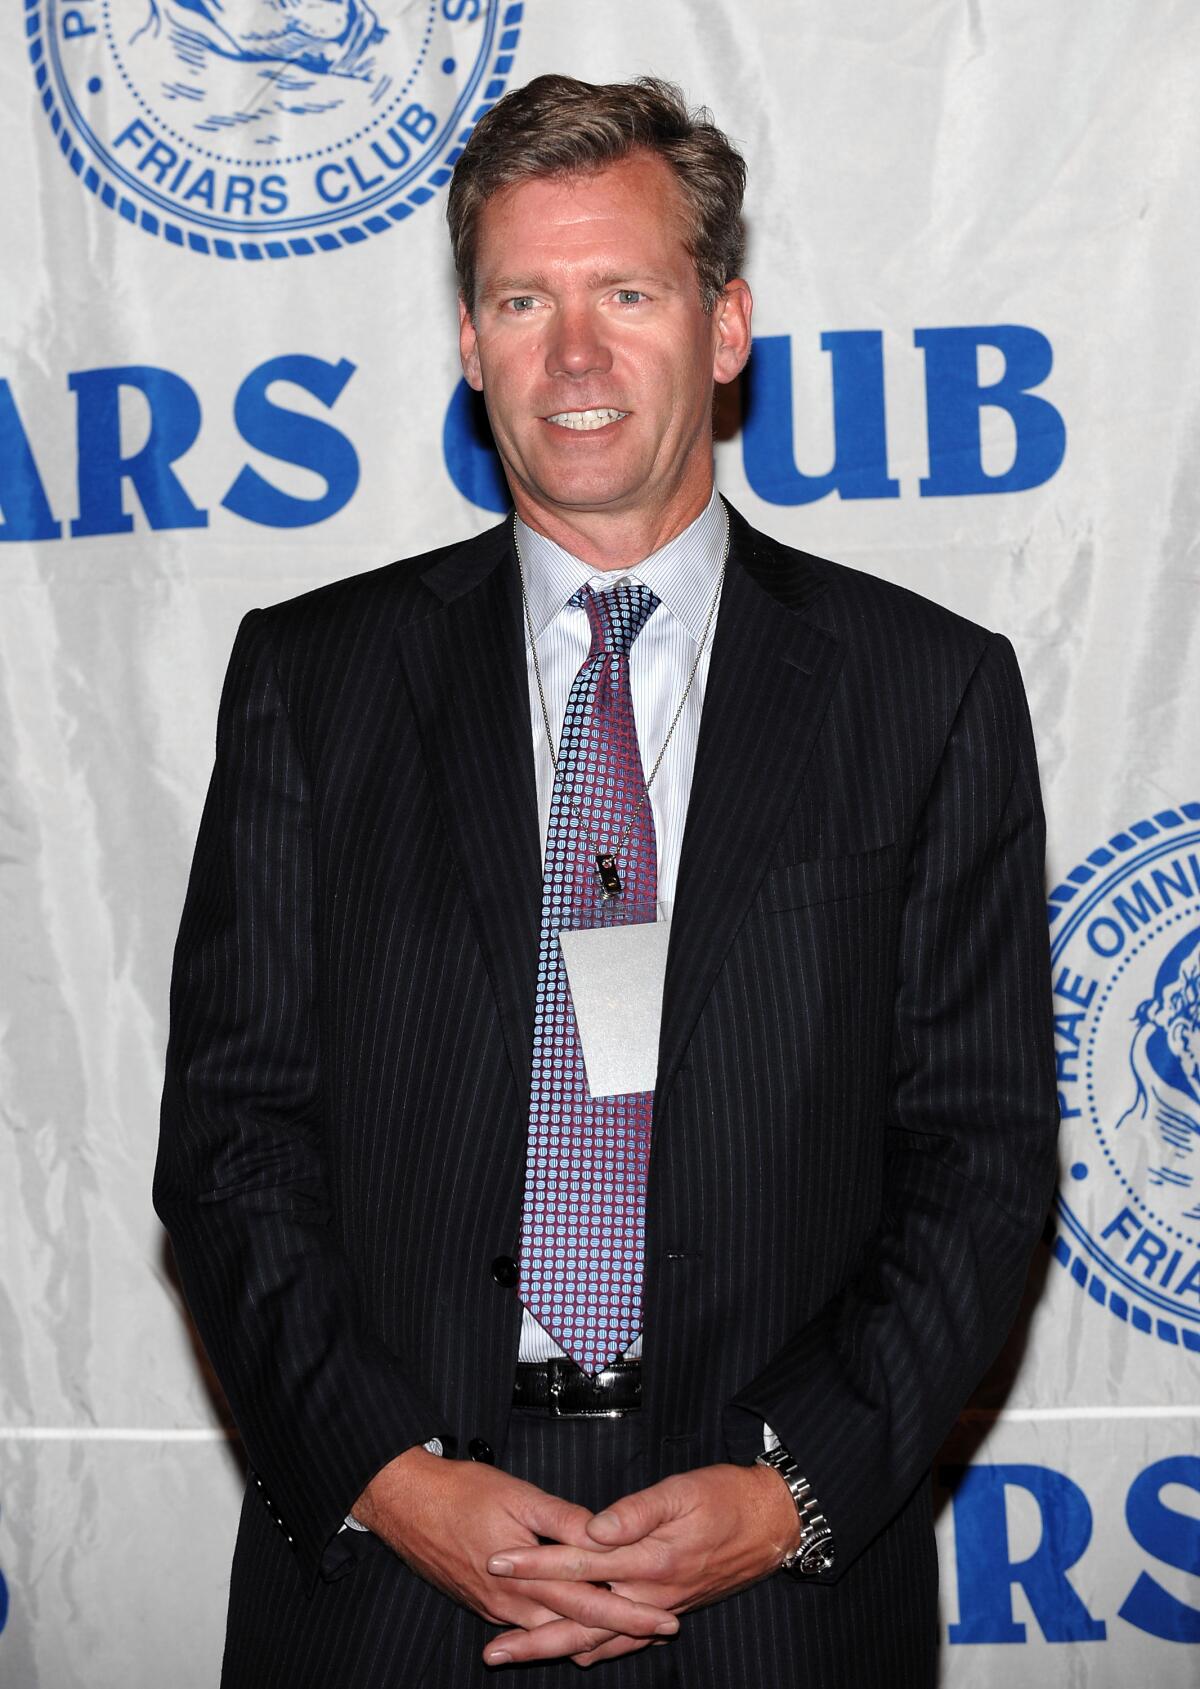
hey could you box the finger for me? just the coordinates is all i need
[489,1543,652,1584]
[477,1590,559,1631]
[520,1577,678,1637]
[587,1480,680,1545]
[514,1487,597,1548]
[571,1635,655,1666]
[484,1617,614,1667]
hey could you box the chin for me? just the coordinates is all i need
[527,457,644,507]
[539,485,639,515]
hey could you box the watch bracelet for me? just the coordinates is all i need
[755,1447,836,1574]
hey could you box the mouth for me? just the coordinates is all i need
[543,408,629,432]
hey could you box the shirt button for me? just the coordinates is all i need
[491,1255,518,1288]
[468,1438,494,1463]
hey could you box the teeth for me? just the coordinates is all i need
[545,408,628,431]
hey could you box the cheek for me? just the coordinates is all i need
[625,345,688,414]
[495,337,545,383]
[475,349,526,411]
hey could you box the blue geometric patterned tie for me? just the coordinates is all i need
[519,580,661,1375]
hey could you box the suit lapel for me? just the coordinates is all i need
[655,511,845,1119]
[393,511,844,1127]
[395,523,542,1110]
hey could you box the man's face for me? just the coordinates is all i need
[459,150,751,545]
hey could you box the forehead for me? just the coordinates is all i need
[474,151,693,280]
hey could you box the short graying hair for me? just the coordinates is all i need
[447,73,747,314]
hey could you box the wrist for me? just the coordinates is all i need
[754,1446,836,1576]
[352,1441,446,1531]
[752,1460,804,1563]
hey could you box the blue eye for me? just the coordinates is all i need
[616,290,644,305]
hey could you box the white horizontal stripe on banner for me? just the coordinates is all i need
[3,1406,1200,1440]
[0,1426,239,1441]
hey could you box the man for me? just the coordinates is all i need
[155,74,1058,1688]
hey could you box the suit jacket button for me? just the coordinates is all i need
[468,1438,494,1463]
[491,1255,518,1288]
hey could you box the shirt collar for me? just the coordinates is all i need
[514,488,728,648]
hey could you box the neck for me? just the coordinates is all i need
[512,483,715,571]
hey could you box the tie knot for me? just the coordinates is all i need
[572,580,660,658]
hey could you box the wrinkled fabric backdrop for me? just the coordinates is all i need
[2,1,1198,1683]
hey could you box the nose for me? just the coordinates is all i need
[545,303,613,380]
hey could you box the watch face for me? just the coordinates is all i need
[799,1536,835,1575]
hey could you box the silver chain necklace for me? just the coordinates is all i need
[512,507,729,900]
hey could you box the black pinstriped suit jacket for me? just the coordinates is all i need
[155,505,1058,1686]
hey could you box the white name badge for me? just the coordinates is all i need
[558,919,671,1097]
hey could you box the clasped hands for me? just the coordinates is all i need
[355,1446,800,1669]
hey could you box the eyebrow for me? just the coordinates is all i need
[482,274,553,299]
[481,270,679,300]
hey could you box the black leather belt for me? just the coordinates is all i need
[512,1357,642,1417]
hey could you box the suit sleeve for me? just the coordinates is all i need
[154,610,451,1590]
[725,631,1059,1576]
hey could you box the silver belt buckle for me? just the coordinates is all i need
[547,1360,636,1418]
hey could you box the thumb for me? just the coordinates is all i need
[521,1490,595,1547]
[587,1481,675,1545]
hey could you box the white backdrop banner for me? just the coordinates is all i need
[2,1,1198,1683]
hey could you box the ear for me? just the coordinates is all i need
[712,278,753,386]
[459,296,483,392]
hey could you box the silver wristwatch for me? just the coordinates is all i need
[755,1445,836,1575]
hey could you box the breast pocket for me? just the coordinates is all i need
[756,843,902,914]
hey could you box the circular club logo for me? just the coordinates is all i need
[28,0,523,257]
[1049,803,1200,1352]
